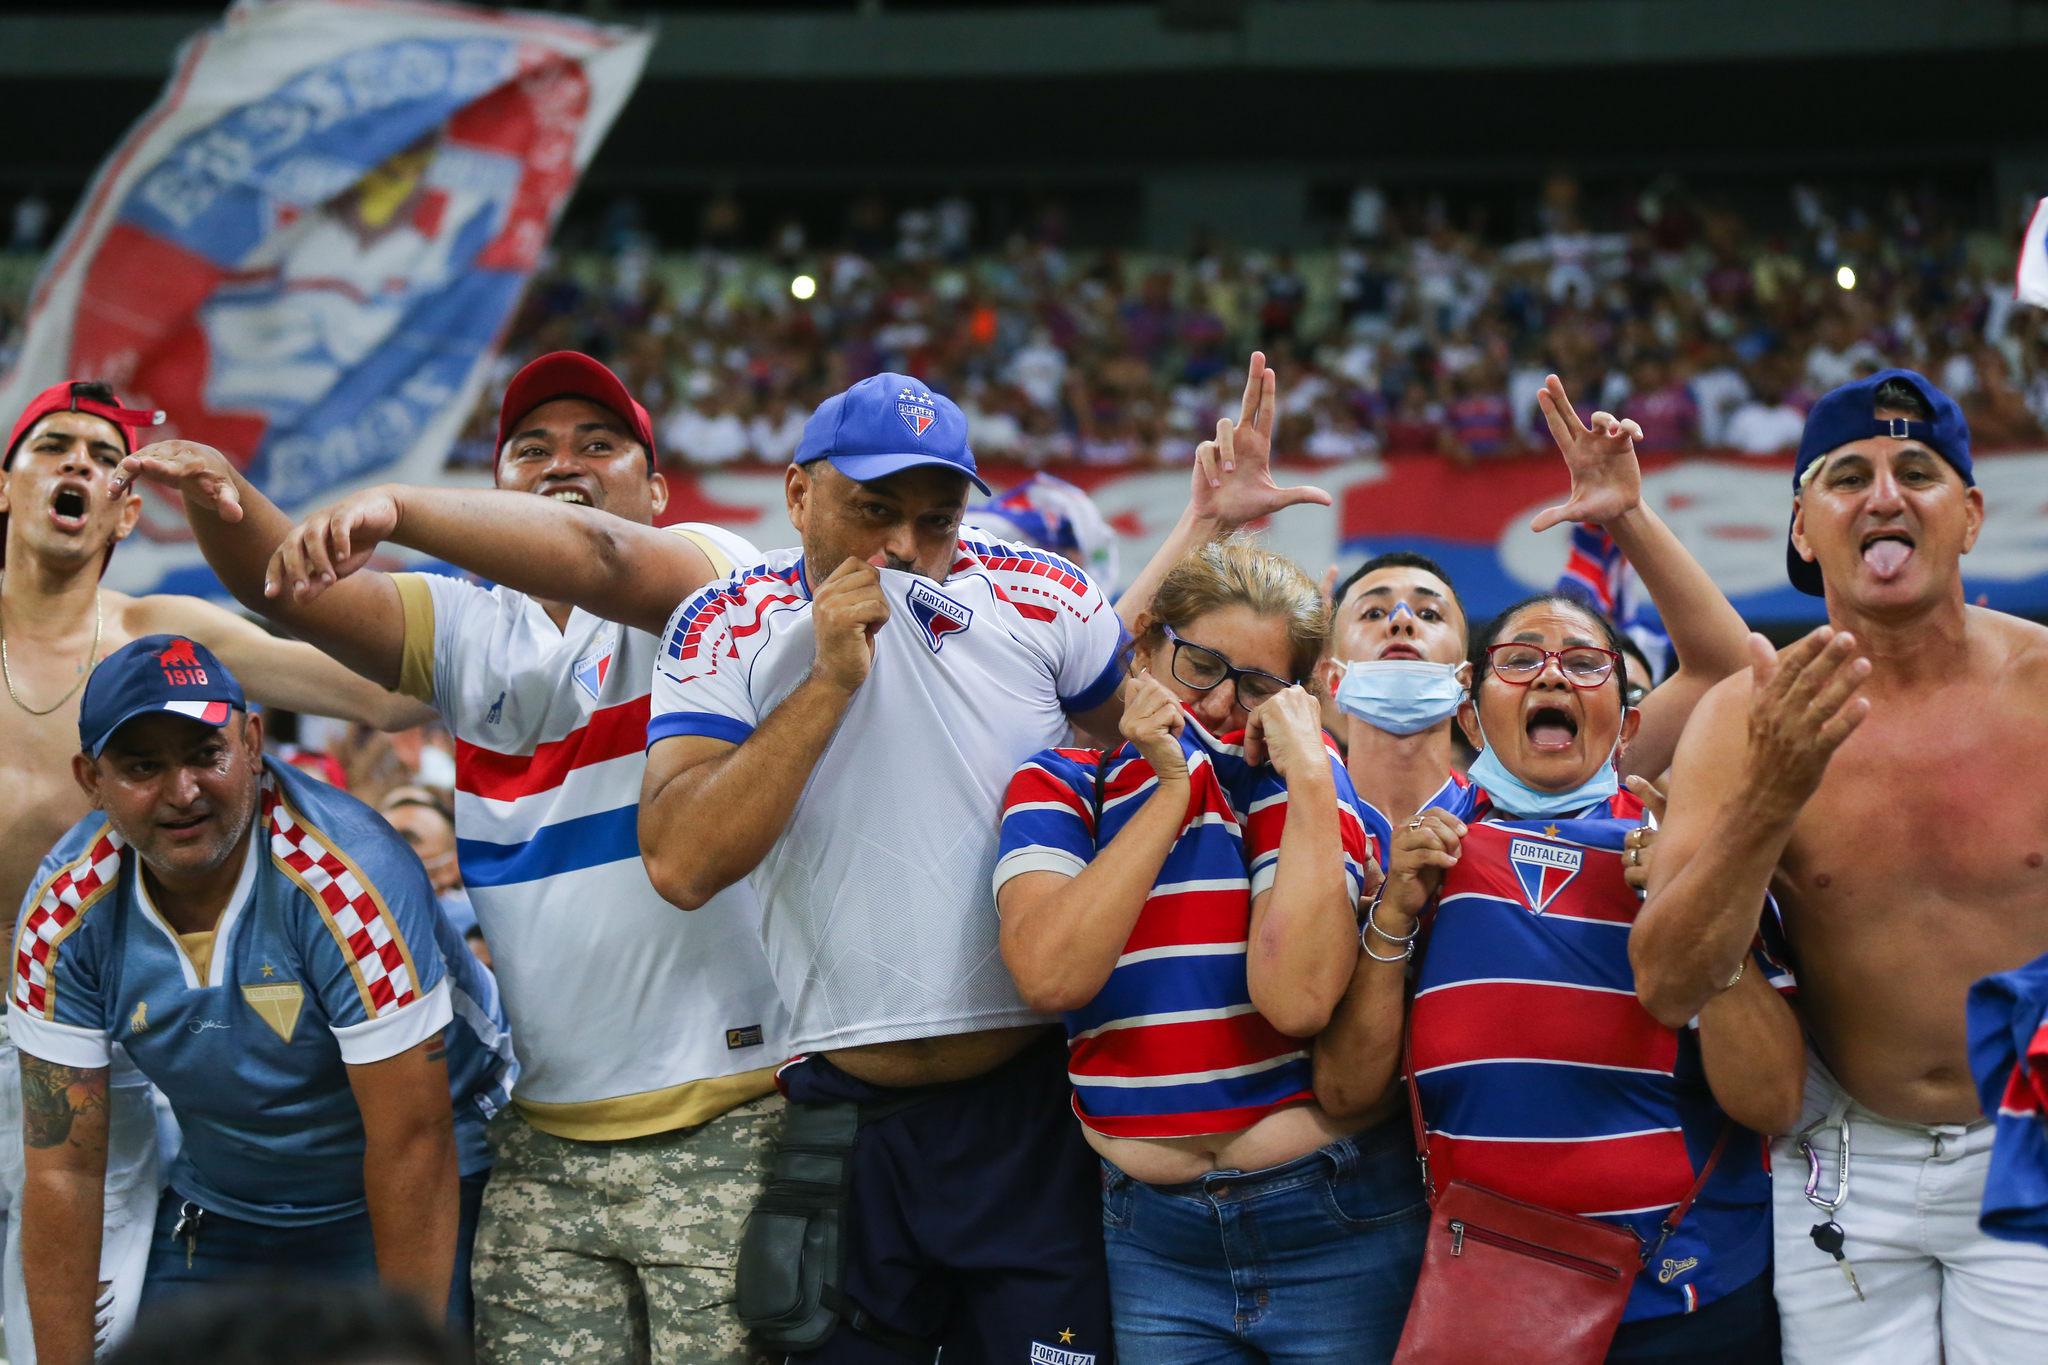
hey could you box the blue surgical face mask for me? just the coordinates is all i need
[1465,714,1622,819]
[1333,659,1469,736]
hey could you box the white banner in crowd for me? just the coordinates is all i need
[0,0,650,597]
[2020,196,2048,311]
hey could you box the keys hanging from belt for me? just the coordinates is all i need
[170,1200,205,1270]
[1797,1111,1865,1303]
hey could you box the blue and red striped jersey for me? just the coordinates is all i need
[1968,950,2048,1249]
[996,714,1383,1139]
[1412,783,1793,1322]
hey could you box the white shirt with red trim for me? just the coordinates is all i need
[648,535,1126,1055]
[390,523,788,1139]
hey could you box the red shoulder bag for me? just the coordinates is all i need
[1392,1027,1731,1363]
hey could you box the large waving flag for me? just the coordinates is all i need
[0,0,651,595]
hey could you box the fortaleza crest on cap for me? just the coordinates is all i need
[906,578,972,653]
[1508,835,1583,915]
[897,386,938,440]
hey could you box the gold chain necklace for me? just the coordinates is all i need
[1,591,104,716]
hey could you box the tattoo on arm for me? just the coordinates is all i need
[422,1038,447,1065]
[19,1055,107,1150]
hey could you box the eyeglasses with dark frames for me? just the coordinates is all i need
[1162,625,1295,710]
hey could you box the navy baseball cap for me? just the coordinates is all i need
[79,635,246,758]
[1786,367,1973,596]
[794,372,989,494]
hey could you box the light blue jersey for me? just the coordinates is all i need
[10,760,510,1225]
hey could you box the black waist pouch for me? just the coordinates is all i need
[735,1098,860,1351]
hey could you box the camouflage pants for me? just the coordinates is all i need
[473,1093,783,1365]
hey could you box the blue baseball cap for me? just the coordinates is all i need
[1786,368,1973,596]
[79,635,247,758]
[794,372,989,494]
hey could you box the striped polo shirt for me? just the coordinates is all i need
[995,714,1382,1140]
[388,522,788,1140]
[1413,784,1794,1321]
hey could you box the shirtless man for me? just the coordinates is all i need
[0,380,425,1362]
[1633,369,2048,1364]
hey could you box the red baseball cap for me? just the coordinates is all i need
[496,352,658,468]
[2,379,164,570]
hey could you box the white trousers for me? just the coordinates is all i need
[1773,1053,2048,1365]
[0,1037,161,1363]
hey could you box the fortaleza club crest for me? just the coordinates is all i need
[573,635,615,702]
[897,386,938,440]
[906,578,972,653]
[1508,833,1583,914]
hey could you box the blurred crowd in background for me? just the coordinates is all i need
[442,173,2047,472]
[0,173,2042,479]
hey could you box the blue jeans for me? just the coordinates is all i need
[1101,1112,1427,1364]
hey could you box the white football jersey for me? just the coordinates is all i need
[391,522,789,1140]
[649,536,1125,1054]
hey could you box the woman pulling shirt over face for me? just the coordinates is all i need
[994,538,1426,1364]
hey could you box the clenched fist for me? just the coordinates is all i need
[1120,670,1190,783]
[811,558,889,694]
[1382,808,1466,927]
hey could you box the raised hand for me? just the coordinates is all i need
[1190,352,1332,531]
[1241,684,1328,782]
[110,440,244,522]
[1531,373,1644,533]
[810,558,889,694]
[264,485,403,602]
[1622,774,1667,893]
[1742,628,1871,821]
[1383,808,1466,924]
[1119,670,1190,783]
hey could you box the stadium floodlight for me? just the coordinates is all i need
[791,274,818,301]
[1836,265,1857,291]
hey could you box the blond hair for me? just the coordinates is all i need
[1136,535,1330,684]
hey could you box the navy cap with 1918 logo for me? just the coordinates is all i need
[78,635,247,758]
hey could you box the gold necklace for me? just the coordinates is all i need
[1,590,104,716]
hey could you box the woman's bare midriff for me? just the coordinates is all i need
[1086,1088,1406,1186]
[824,1024,1051,1088]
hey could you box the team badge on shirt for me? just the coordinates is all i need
[1508,835,1583,914]
[897,386,937,439]
[242,982,305,1044]
[906,578,972,653]
[573,636,615,702]
[1030,1341,1095,1365]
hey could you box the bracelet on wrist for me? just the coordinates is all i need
[1362,934,1412,964]
[1360,897,1418,963]
[1365,900,1419,944]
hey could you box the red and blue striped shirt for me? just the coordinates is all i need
[1413,784,1794,1322]
[996,715,1383,1140]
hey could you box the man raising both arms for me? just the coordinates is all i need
[0,380,429,1363]
[1634,370,2048,1363]
[118,353,785,1364]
